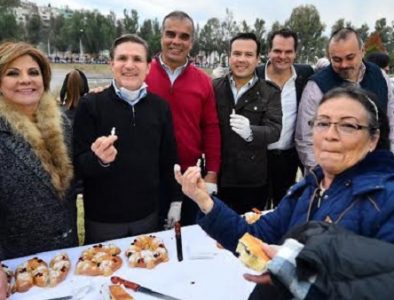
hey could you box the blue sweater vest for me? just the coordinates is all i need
[310,61,388,112]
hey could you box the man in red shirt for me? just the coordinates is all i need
[145,11,221,226]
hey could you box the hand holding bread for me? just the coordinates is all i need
[237,234,280,285]
[236,233,271,272]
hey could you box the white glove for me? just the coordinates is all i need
[165,201,182,229]
[205,182,218,195]
[230,113,253,141]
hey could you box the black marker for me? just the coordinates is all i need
[175,222,183,261]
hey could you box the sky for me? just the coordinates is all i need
[31,0,394,35]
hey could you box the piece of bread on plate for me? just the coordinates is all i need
[28,257,49,287]
[109,284,134,300]
[14,263,34,293]
[49,253,71,286]
[236,232,270,272]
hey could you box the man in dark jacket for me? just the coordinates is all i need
[214,32,282,214]
[256,29,314,207]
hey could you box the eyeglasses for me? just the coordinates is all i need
[308,119,373,135]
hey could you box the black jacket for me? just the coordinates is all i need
[73,86,182,222]
[213,75,282,187]
[291,222,394,300]
[249,222,394,300]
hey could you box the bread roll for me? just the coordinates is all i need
[1,263,13,296]
[109,284,134,300]
[14,263,33,293]
[76,244,123,276]
[125,235,168,269]
[236,233,270,272]
[49,253,71,287]
[28,258,49,287]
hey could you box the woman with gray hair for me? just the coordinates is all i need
[175,85,394,298]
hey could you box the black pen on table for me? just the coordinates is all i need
[175,221,183,261]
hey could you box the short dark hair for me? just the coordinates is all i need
[319,86,389,149]
[230,32,260,56]
[110,34,151,62]
[162,10,195,39]
[366,52,390,69]
[268,28,298,51]
[329,27,363,49]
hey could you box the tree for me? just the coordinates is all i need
[331,18,353,36]
[375,18,392,44]
[25,13,42,45]
[219,8,239,55]
[253,18,266,55]
[81,11,116,54]
[253,18,265,41]
[240,20,251,32]
[374,18,394,53]
[0,0,19,7]
[191,23,200,57]
[116,19,124,37]
[270,21,283,34]
[139,18,161,56]
[199,17,221,57]
[0,10,21,41]
[98,13,117,52]
[60,11,85,53]
[285,4,326,63]
[123,9,139,34]
[388,21,394,54]
[150,18,161,56]
[51,14,68,52]
[364,31,386,55]
[356,24,370,43]
[389,51,394,70]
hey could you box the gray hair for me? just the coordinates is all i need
[329,27,363,49]
[319,86,380,136]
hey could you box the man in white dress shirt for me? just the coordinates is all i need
[256,29,314,207]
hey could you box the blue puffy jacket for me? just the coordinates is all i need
[198,150,394,252]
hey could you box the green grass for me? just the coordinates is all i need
[50,63,212,77]
[51,63,111,74]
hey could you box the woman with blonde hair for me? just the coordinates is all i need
[0,42,78,260]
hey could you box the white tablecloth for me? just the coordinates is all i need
[4,225,256,300]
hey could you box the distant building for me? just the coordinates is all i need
[13,1,37,25]
[13,1,73,27]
